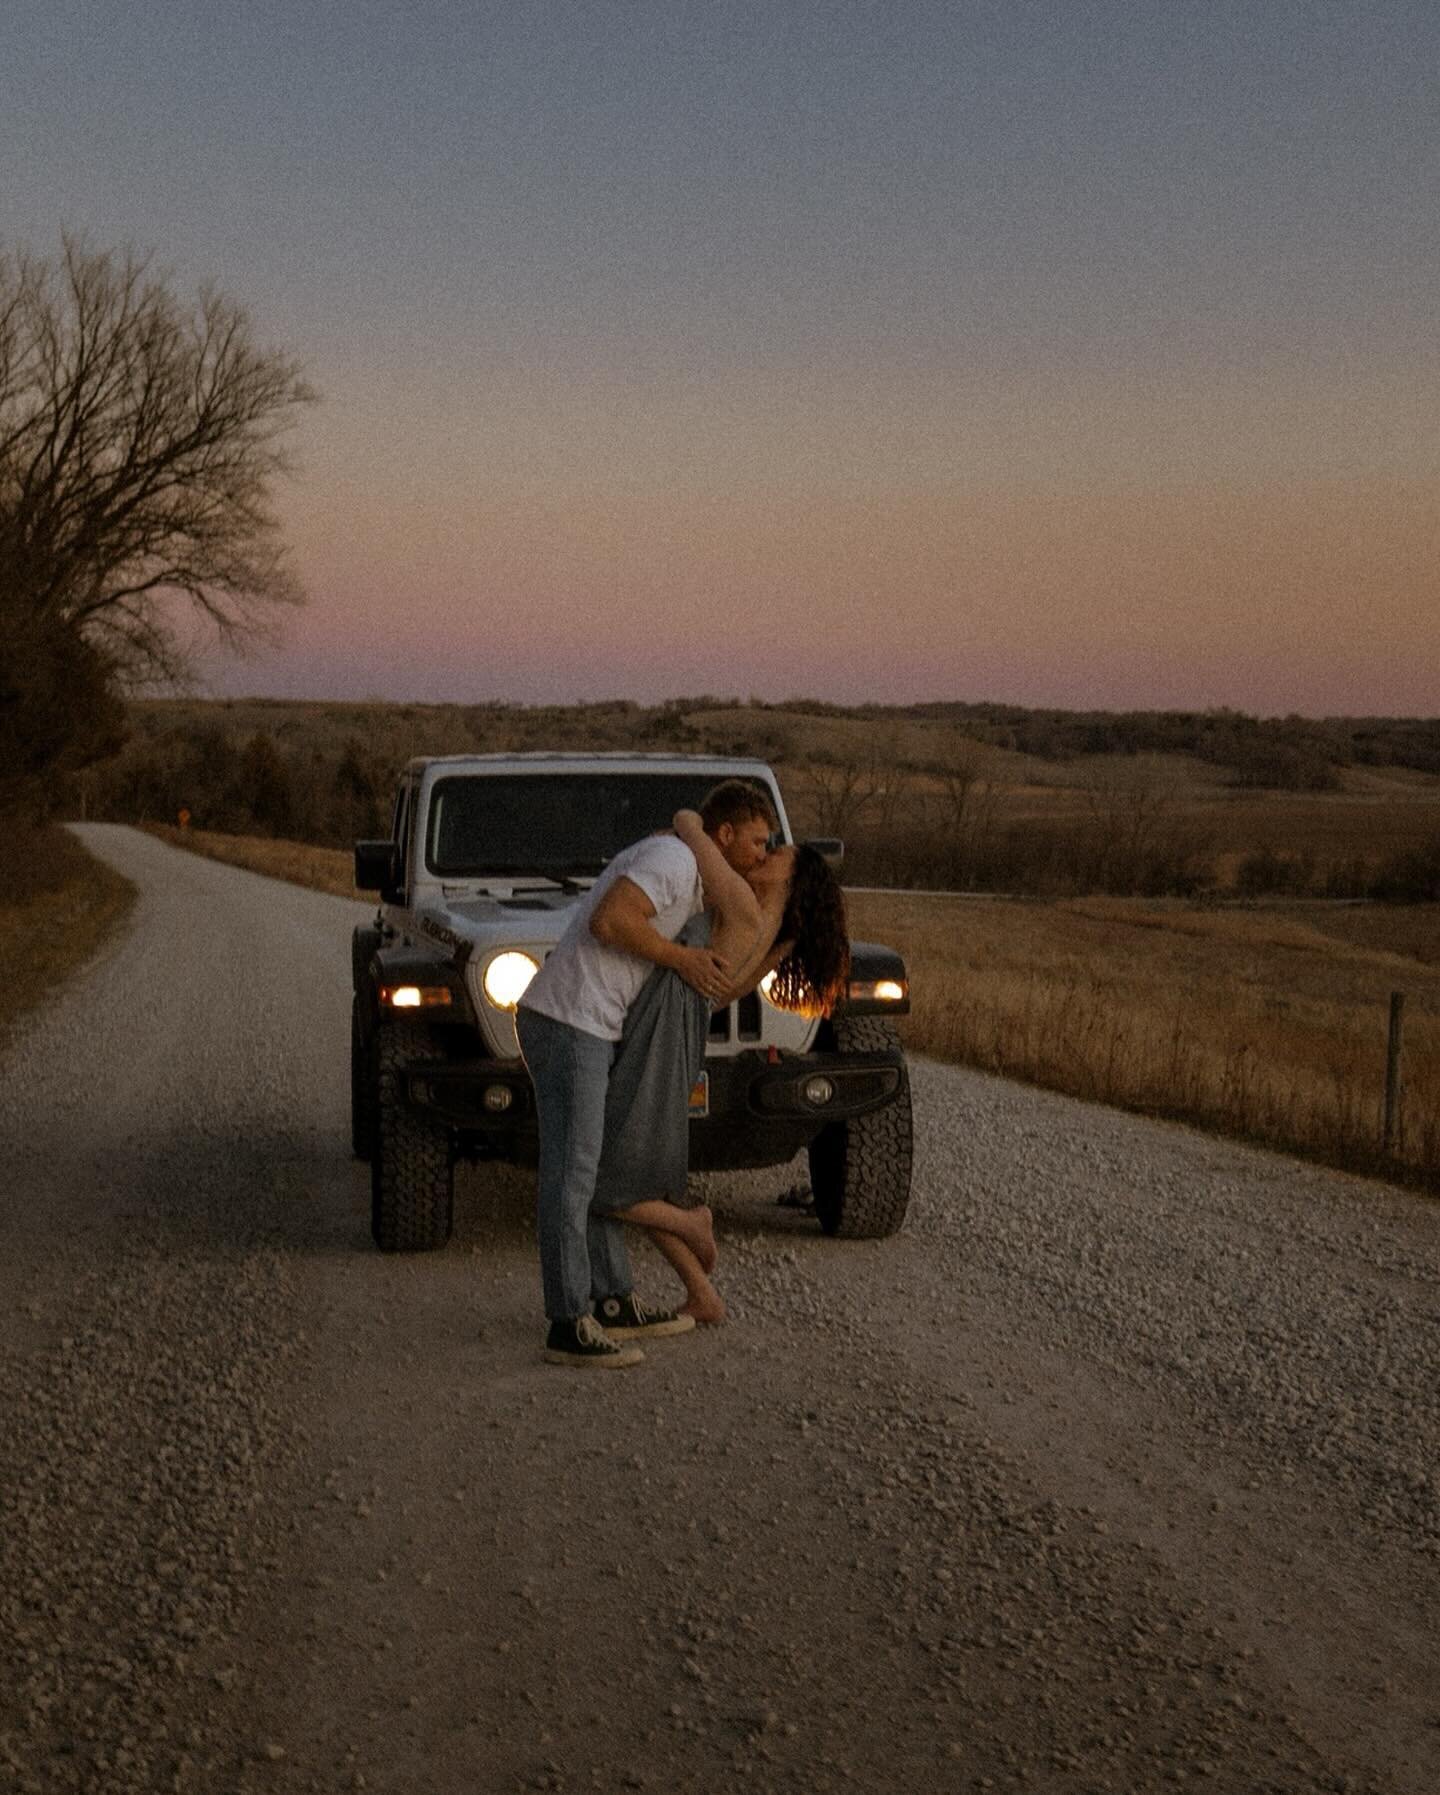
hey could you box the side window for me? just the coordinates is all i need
[391,782,413,890]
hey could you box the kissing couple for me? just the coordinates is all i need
[515,779,850,1368]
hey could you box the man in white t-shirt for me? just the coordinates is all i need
[516,781,777,1368]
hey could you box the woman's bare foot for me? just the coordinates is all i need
[679,1285,727,1325]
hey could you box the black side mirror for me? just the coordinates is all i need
[803,838,844,871]
[355,840,399,893]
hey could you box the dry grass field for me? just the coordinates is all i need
[848,890,1440,1191]
[0,827,136,1048]
[143,824,363,898]
[148,823,1439,1192]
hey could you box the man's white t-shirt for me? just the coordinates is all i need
[518,834,704,1043]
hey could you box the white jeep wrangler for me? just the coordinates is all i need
[351,754,912,1252]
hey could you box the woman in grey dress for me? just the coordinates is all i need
[592,810,851,1322]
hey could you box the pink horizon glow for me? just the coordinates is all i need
[200,471,1440,718]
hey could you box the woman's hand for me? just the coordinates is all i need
[672,809,705,844]
[672,943,731,1001]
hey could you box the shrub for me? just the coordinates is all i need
[1371,835,1440,904]
[1235,848,1319,897]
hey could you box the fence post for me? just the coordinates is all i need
[1383,991,1406,1155]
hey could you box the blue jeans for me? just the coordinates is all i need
[515,1006,633,1320]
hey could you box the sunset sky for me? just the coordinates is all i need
[4,1,1437,715]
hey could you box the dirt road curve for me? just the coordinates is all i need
[1,825,1436,1795]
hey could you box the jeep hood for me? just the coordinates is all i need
[414,891,583,953]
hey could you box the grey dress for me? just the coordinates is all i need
[591,915,712,1212]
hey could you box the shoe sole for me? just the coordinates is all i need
[543,1346,645,1368]
[604,1315,698,1340]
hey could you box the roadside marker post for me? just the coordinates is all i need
[1383,991,1405,1155]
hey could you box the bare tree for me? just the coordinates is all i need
[806,751,885,838]
[867,729,911,833]
[1076,761,1208,894]
[934,740,990,834]
[0,236,316,698]
[932,740,1000,887]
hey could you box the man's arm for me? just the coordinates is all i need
[671,811,761,935]
[589,876,730,999]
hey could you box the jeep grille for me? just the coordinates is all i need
[707,994,764,1046]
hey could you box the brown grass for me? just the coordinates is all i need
[847,891,1440,1192]
[143,824,365,898]
[148,823,1440,1191]
[1263,901,1440,966]
[0,824,136,1050]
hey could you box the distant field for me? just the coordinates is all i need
[148,823,1440,1192]
[1193,792,1440,879]
[108,696,1440,896]
[963,782,1440,851]
[817,780,1440,886]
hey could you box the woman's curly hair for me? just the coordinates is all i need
[766,845,851,1016]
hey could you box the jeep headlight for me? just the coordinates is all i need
[758,970,778,1005]
[483,951,540,1010]
[849,978,907,1004]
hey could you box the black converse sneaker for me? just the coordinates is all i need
[544,1314,644,1369]
[594,1294,697,1339]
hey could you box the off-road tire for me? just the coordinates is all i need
[807,1016,913,1239]
[351,996,376,1162]
[371,1021,454,1252]
[352,924,382,992]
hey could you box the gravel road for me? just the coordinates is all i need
[1,823,1436,1795]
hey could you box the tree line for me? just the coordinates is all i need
[79,721,389,850]
[75,705,1440,903]
[771,701,1440,789]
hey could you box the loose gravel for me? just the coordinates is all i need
[0,824,1434,1794]
[900,1068,1440,1559]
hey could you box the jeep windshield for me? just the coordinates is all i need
[425,773,773,879]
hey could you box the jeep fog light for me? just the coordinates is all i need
[482,1084,514,1114]
[802,1075,835,1107]
[483,951,539,1010]
[381,984,452,1009]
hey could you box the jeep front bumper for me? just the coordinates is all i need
[395,1044,906,1172]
